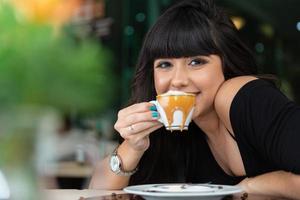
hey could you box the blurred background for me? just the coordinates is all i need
[0,0,299,198]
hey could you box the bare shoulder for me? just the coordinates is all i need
[214,76,258,132]
[216,76,258,103]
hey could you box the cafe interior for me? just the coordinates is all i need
[0,0,299,199]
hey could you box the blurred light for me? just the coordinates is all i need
[11,0,82,27]
[255,43,265,53]
[260,24,274,38]
[124,26,134,36]
[0,171,10,199]
[297,22,300,31]
[135,13,146,22]
[231,16,245,30]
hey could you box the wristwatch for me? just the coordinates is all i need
[109,147,138,176]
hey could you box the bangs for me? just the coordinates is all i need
[145,7,219,61]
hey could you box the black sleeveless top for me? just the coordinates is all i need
[129,79,300,185]
[230,79,300,176]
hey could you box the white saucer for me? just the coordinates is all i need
[124,183,242,200]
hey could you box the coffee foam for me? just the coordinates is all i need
[159,90,194,97]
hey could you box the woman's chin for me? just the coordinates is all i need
[192,108,201,119]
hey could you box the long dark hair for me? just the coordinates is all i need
[129,0,259,185]
[130,0,258,104]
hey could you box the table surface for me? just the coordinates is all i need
[43,189,287,200]
[43,189,125,200]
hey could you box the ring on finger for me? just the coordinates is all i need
[128,124,134,131]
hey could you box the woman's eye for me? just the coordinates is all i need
[156,62,172,68]
[189,58,207,66]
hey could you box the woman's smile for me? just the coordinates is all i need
[154,55,225,118]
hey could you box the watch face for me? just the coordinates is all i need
[110,155,120,172]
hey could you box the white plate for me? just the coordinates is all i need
[124,183,242,200]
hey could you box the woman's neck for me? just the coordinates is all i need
[193,109,222,140]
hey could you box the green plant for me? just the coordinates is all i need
[0,4,116,113]
[0,2,116,199]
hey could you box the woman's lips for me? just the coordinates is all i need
[187,92,200,95]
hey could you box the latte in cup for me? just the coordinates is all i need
[151,91,196,131]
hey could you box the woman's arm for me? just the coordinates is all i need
[89,140,144,189]
[215,76,300,198]
[89,102,162,189]
[239,171,300,199]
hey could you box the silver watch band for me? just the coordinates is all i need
[110,147,138,176]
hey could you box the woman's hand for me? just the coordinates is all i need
[238,171,300,199]
[114,102,163,152]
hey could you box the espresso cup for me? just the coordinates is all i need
[150,91,195,131]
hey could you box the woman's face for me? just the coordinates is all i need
[153,55,225,119]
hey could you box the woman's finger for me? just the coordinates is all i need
[126,123,163,148]
[124,111,159,126]
[114,110,159,132]
[118,102,156,118]
[119,121,162,138]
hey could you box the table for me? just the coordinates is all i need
[43,189,125,200]
[43,189,287,200]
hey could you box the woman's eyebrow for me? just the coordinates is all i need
[156,58,171,61]
[154,59,171,63]
[189,55,208,58]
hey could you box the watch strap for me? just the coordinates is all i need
[110,147,138,176]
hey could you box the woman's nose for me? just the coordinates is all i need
[170,67,189,89]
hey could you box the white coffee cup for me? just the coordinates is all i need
[150,91,195,131]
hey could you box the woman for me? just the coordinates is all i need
[89,0,300,198]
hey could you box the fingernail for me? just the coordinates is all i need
[150,105,157,111]
[152,111,159,118]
